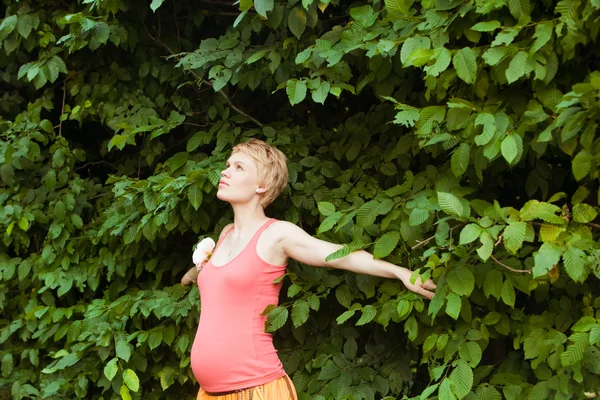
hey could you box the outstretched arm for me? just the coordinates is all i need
[278,221,436,299]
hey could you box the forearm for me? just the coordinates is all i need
[328,250,412,281]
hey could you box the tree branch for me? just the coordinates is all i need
[411,224,463,250]
[75,160,117,171]
[490,254,532,274]
[139,15,263,127]
[58,82,67,136]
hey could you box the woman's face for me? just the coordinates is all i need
[216,151,263,205]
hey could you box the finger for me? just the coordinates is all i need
[423,280,437,290]
[415,286,435,300]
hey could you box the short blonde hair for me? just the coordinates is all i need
[232,138,288,207]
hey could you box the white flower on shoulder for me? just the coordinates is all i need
[193,237,215,271]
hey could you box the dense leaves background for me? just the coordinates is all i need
[1,0,600,399]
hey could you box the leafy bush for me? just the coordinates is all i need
[1,0,599,399]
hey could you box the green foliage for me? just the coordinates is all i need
[1,0,600,399]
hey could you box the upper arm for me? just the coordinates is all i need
[278,222,344,267]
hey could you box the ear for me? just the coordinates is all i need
[256,186,268,194]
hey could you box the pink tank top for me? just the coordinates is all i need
[190,219,287,392]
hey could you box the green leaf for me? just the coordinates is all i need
[120,385,132,400]
[308,294,320,311]
[501,133,520,164]
[336,309,356,324]
[483,47,509,66]
[476,385,501,400]
[572,203,597,223]
[288,7,307,39]
[503,221,527,254]
[474,113,496,146]
[452,48,477,84]
[533,242,564,278]
[397,299,412,319]
[123,369,140,392]
[254,0,274,18]
[17,14,34,39]
[505,51,529,84]
[501,280,516,307]
[318,212,343,233]
[503,385,523,400]
[70,214,83,229]
[149,0,165,11]
[408,208,429,226]
[400,36,430,66]
[291,300,310,327]
[374,231,401,258]
[325,241,363,262]
[185,182,202,211]
[447,266,474,296]
[317,201,336,216]
[104,358,118,381]
[286,79,307,105]
[531,22,553,53]
[508,0,531,25]
[439,378,456,400]
[425,47,452,77]
[385,0,413,15]
[476,232,494,261]
[483,269,503,299]
[0,164,15,186]
[572,150,592,181]
[449,360,473,399]
[563,247,586,282]
[561,333,588,367]
[265,306,289,332]
[312,80,330,104]
[459,341,482,367]
[404,315,418,341]
[471,20,501,32]
[520,200,565,224]
[445,292,461,320]
[357,200,380,227]
[459,224,482,245]
[438,192,464,217]
[116,341,132,362]
[451,143,470,177]
[356,305,377,326]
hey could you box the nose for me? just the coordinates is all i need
[221,167,231,178]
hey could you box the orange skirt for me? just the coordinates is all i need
[197,375,297,400]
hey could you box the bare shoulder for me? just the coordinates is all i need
[268,220,305,241]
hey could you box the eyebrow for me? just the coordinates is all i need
[226,160,247,166]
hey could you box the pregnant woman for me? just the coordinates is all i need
[181,139,436,400]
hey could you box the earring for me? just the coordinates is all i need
[256,188,260,193]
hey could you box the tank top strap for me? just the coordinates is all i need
[250,218,277,244]
[214,224,235,249]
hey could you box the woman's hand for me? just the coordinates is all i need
[397,272,436,300]
[181,267,198,286]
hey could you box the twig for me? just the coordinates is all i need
[183,122,209,128]
[411,223,463,250]
[490,254,532,274]
[58,82,67,136]
[89,192,111,200]
[200,0,238,5]
[75,160,117,171]
[139,15,263,127]
[173,1,181,52]
[587,222,600,230]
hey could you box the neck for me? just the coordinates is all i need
[230,202,269,236]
